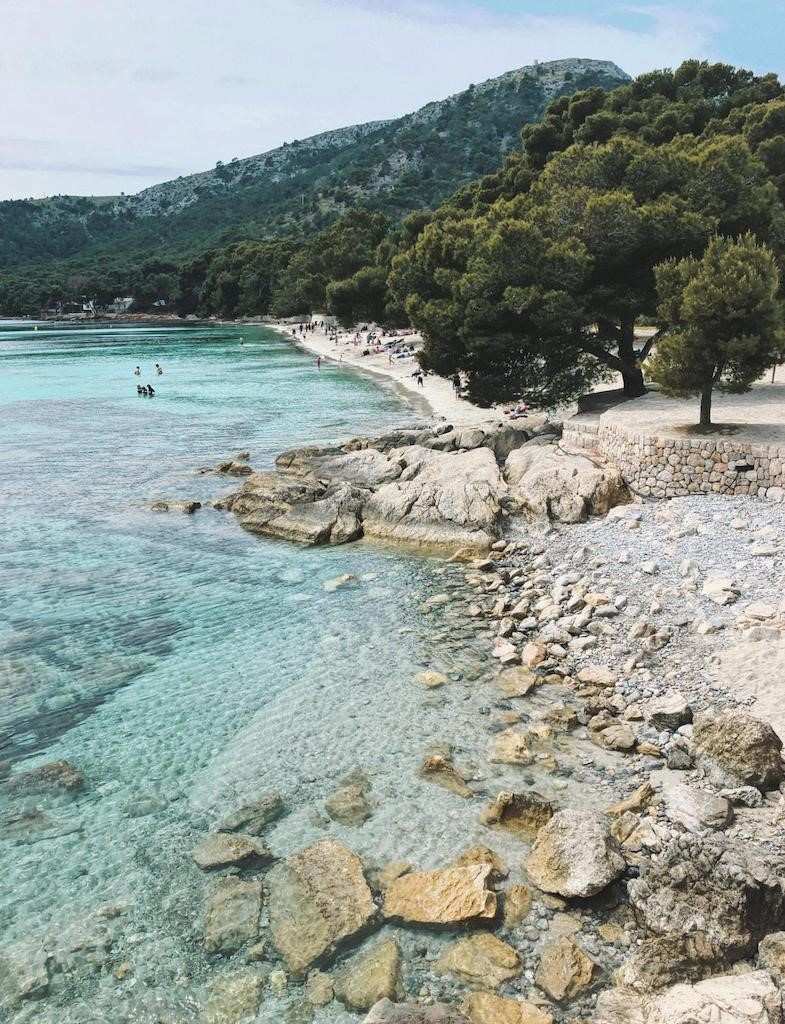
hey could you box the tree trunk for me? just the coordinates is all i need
[699,383,712,427]
[618,319,646,398]
[621,364,645,397]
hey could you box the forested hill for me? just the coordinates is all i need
[0,58,628,276]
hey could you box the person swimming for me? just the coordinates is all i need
[137,384,144,395]
[147,384,155,396]
[134,366,141,376]
[155,363,163,375]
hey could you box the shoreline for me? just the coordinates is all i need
[268,322,508,427]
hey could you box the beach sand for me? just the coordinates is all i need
[270,323,505,427]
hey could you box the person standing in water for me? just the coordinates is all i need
[155,363,163,375]
[316,356,322,370]
[134,366,141,376]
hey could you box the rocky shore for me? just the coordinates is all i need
[5,418,785,1023]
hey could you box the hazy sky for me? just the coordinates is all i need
[2,0,783,200]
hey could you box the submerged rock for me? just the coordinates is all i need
[334,938,401,1010]
[150,499,202,514]
[203,878,263,954]
[4,759,84,798]
[383,864,497,924]
[435,933,521,987]
[480,791,555,839]
[267,839,376,973]
[325,783,372,826]
[418,754,473,798]
[461,993,553,1024]
[534,937,596,1002]
[202,970,264,1024]
[526,810,625,898]
[216,791,286,835]
[191,833,274,871]
[0,943,49,1008]
[363,1000,468,1024]
[692,711,784,790]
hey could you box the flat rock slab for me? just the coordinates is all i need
[534,937,595,1002]
[461,993,553,1024]
[267,839,375,973]
[216,792,286,835]
[383,864,496,924]
[192,832,273,870]
[334,938,401,1011]
[363,1000,469,1024]
[435,933,521,987]
[203,878,262,954]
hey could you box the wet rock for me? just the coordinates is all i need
[418,754,473,798]
[363,1000,468,1024]
[370,861,412,891]
[415,670,448,689]
[231,471,364,546]
[692,711,784,790]
[461,993,553,1024]
[304,970,334,1007]
[150,499,202,513]
[607,782,654,817]
[526,810,625,898]
[202,970,263,1024]
[324,573,357,592]
[594,970,782,1024]
[363,446,506,552]
[628,834,785,966]
[505,444,629,523]
[489,730,533,765]
[325,784,372,826]
[646,692,692,731]
[480,791,555,839]
[203,878,263,954]
[267,839,376,973]
[435,933,521,987]
[4,759,84,797]
[334,938,401,1011]
[453,846,508,881]
[589,717,636,752]
[0,943,49,1007]
[534,937,595,1002]
[502,885,533,928]
[495,667,539,697]
[216,792,286,835]
[383,864,496,924]
[192,832,274,870]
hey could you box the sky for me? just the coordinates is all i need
[1,0,783,201]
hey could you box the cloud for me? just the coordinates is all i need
[0,0,731,200]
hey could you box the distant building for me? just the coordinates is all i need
[108,296,134,314]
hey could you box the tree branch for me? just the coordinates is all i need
[637,328,664,362]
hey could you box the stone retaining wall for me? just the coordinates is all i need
[562,420,785,501]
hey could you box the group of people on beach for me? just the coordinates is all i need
[133,363,163,396]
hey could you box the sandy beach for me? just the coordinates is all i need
[270,323,505,427]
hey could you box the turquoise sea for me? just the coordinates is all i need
[0,321,495,1023]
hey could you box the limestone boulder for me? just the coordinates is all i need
[419,754,473,798]
[461,992,553,1024]
[526,810,625,898]
[504,445,628,523]
[363,446,506,552]
[692,711,784,791]
[758,931,785,982]
[383,864,496,924]
[231,472,365,545]
[656,770,732,834]
[203,878,262,954]
[325,784,372,826]
[363,1000,468,1024]
[435,933,521,988]
[4,759,84,798]
[267,839,376,973]
[290,448,404,488]
[646,692,692,732]
[628,834,785,965]
[594,971,783,1024]
[534,937,595,1003]
[334,938,401,1011]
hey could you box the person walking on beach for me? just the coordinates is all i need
[412,369,424,388]
[452,373,461,395]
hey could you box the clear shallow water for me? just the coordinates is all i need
[0,322,494,1021]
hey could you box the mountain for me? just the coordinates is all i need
[0,58,629,281]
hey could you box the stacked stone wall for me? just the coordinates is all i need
[562,420,785,501]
